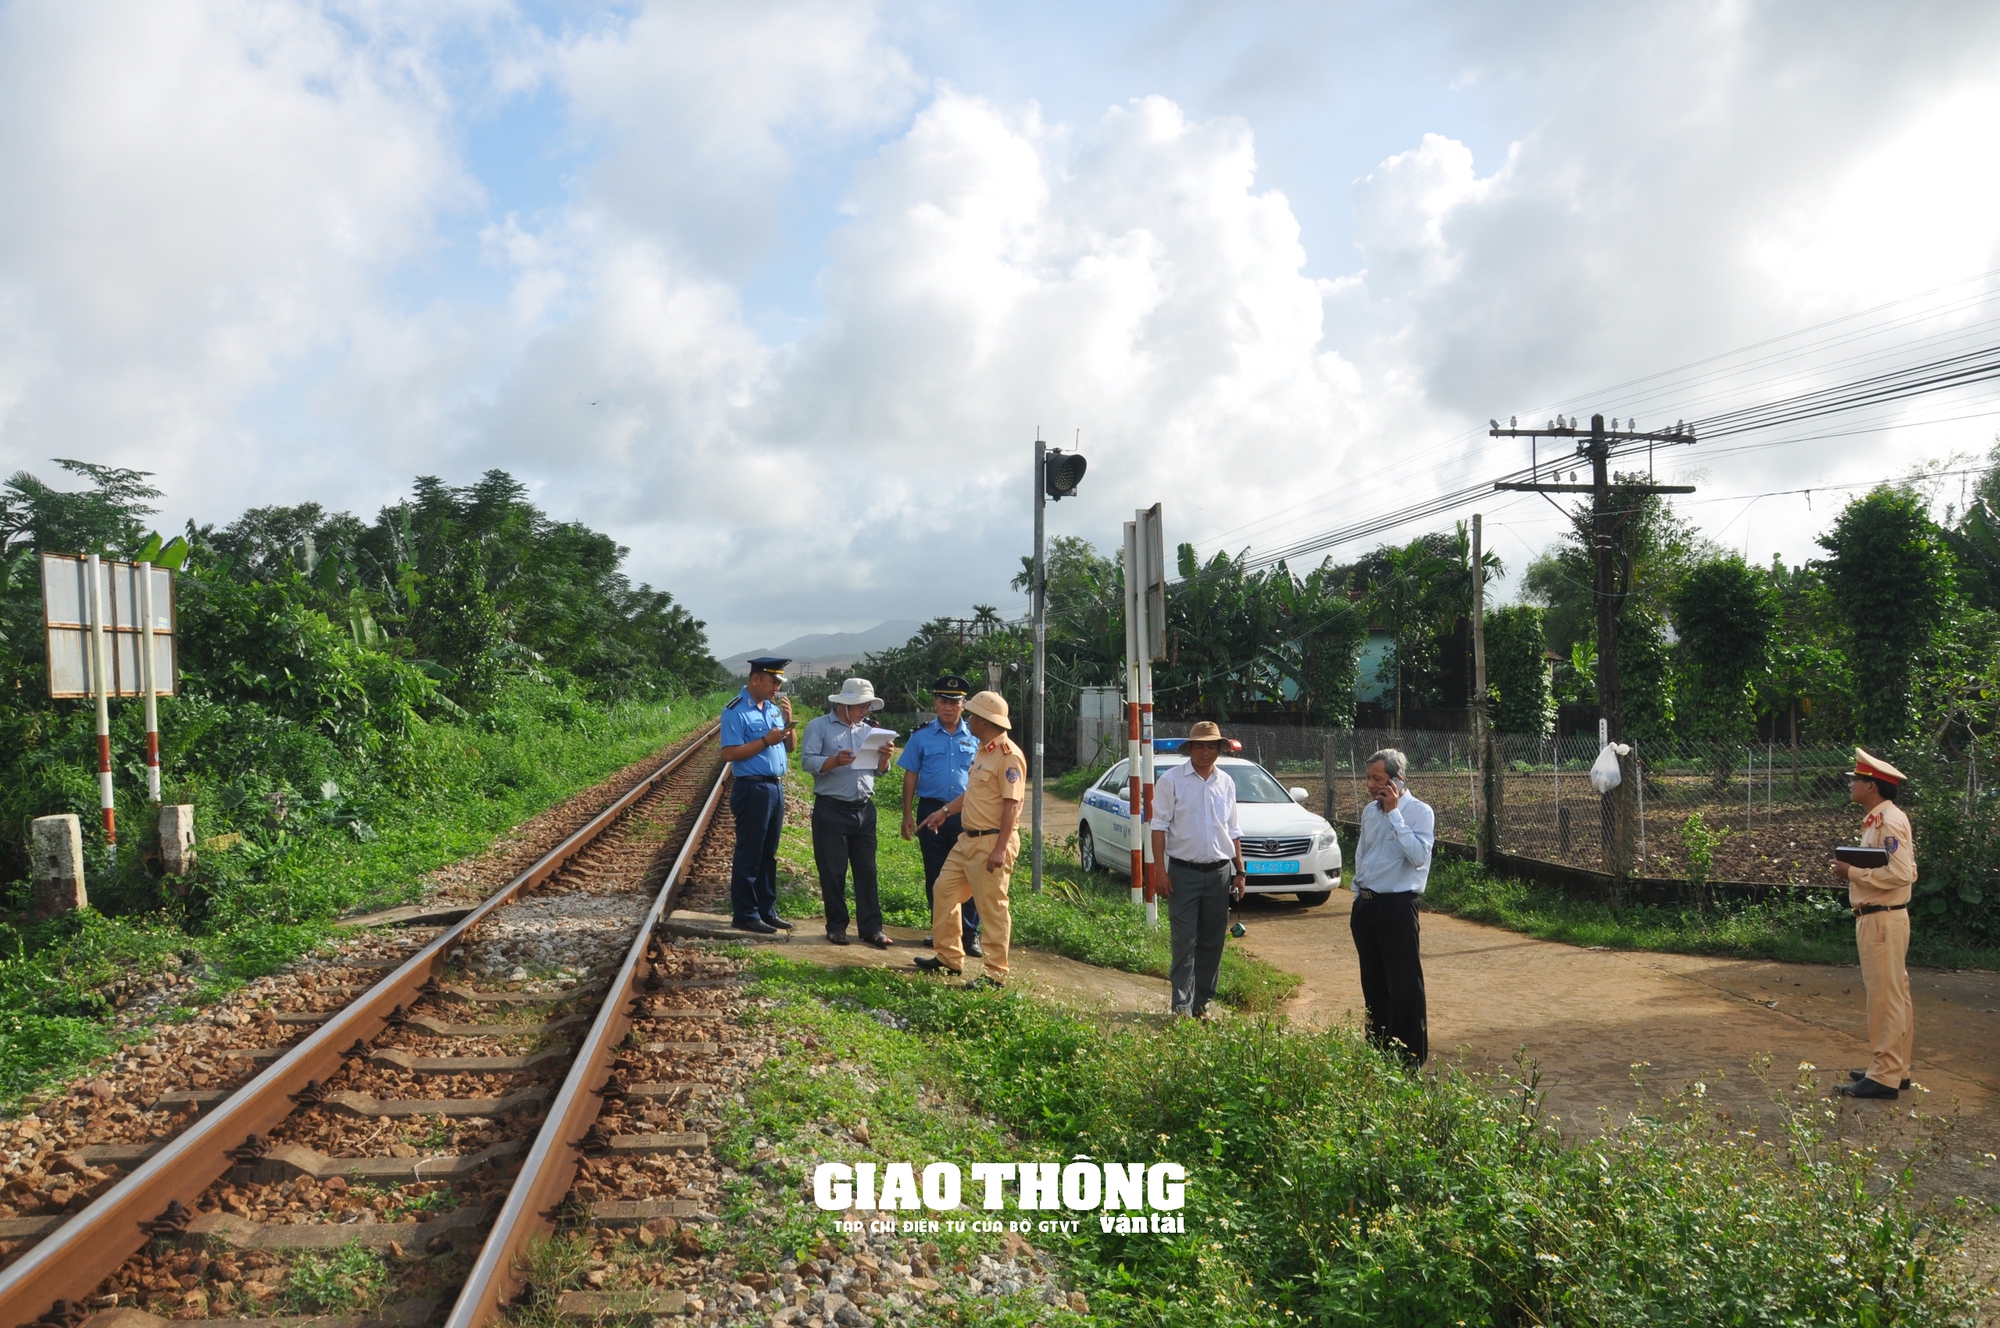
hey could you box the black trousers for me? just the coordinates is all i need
[728,776,784,924]
[813,798,882,937]
[1349,891,1428,1065]
[916,796,979,940]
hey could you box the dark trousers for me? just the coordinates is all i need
[813,798,882,938]
[728,776,785,923]
[916,796,979,941]
[1349,891,1428,1065]
[1167,859,1232,1015]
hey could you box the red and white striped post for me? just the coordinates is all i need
[139,561,162,803]
[85,553,115,844]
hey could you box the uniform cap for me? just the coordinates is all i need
[746,656,790,678]
[1852,748,1906,787]
[964,690,1011,730]
[930,674,972,699]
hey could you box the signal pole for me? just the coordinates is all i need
[1032,438,1087,893]
[1490,413,1695,878]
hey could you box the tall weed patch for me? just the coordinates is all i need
[744,959,1969,1326]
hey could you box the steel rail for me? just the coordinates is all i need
[445,756,731,1328]
[0,723,721,1328]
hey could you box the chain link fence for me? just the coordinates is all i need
[1154,720,1866,887]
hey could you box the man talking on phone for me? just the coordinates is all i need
[1349,748,1435,1066]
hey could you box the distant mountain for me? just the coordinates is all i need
[719,620,924,676]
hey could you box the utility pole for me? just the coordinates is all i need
[1470,515,1491,863]
[1490,413,1696,878]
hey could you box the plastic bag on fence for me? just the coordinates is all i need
[1589,742,1631,794]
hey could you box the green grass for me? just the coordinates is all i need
[0,689,728,1105]
[721,956,1974,1326]
[1423,855,2000,971]
[771,721,1295,1010]
[283,1244,389,1314]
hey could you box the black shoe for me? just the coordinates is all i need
[962,975,1005,992]
[1847,1069,1913,1090]
[917,936,933,948]
[963,935,984,958]
[763,916,795,931]
[732,917,778,935]
[914,956,961,976]
[825,931,850,946]
[1838,1077,1899,1100]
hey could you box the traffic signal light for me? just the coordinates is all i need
[1044,449,1087,500]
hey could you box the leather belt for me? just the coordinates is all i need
[1355,888,1416,899]
[1169,857,1231,871]
[734,774,780,783]
[1853,903,1908,917]
[962,827,999,838]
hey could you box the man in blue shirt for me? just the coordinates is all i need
[800,677,896,947]
[897,674,983,956]
[1349,748,1435,1066]
[718,657,796,934]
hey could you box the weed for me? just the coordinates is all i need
[733,957,1975,1325]
[0,692,726,1106]
[283,1244,387,1313]
[1425,856,2000,968]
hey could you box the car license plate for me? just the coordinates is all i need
[1244,860,1299,875]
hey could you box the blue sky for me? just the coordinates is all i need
[3,1,1999,655]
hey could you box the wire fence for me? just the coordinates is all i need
[1154,720,1867,886]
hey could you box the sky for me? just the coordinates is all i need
[4,1,2000,657]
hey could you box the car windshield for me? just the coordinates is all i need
[1221,762,1293,803]
[1147,759,1293,803]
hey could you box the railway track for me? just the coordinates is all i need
[0,721,743,1328]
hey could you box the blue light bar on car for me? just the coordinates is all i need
[1153,738,1243,753]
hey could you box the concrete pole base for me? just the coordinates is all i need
[31,815,88,920]
[160,804,197,888]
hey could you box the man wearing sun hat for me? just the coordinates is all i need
[801,677,897,948]
[913,690,1025,988]
[898,673,983,956]
[1829,749,1918,1100]
[1148,720,1247,1019]
[718,657,796,935]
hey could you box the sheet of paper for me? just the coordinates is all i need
[855,726,897,753]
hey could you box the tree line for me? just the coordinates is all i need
[0,461,721,889]
[849,451,2000,763]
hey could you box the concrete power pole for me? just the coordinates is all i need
[1470,514,1491,863]
[1490,413,1697,879]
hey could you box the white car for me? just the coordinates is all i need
[1074,747,1343,905]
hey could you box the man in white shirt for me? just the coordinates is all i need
[1147,721,1247,1018]
[1350,748,1435,1066]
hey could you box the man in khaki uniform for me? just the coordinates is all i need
[1830,749,1918,1100]
[912,691,1024,989]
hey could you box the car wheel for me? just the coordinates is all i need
[1078,824,1099,873]
[1296,890,1332,907]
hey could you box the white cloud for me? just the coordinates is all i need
[0,0,474,508]
[555,0,921,276]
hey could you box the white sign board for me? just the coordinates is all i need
[41,554,178,699]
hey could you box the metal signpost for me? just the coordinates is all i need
[41,553,179,843]
[1031,438,1086,893]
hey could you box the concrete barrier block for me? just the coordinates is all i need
[160,804,196,878]
[31,815,87,919]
